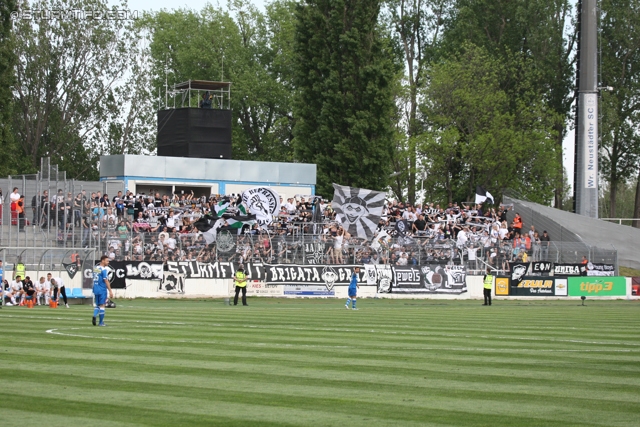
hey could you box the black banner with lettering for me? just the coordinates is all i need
[554,264,587,276]
[531,262,553,274]
[83,261,164,289]
[165,261,264,280]
[388,264,467,294]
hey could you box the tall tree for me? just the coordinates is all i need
[293,0,396,197]
[441,0,576,207]
[421,44,560,204]
[0,0,19,176]
[599,0,640,219]
[384,0,451,205]
[144,0,296,162]
[12,0,138,179]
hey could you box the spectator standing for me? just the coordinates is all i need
[31,192,39,225]
[16,195,25,231]
[540,231,550,261]
[531,231,541,262]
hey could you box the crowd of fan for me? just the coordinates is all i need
[4,188,551,271]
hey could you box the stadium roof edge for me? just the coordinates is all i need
[99,155,317,186]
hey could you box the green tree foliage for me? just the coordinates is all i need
[292,0,396,197]
[383,0,451,204]
[143,0,296,162]
[0,0,20,176]
[12,0,138,179]
[440,0,575,207]
[421,44,560,204]
[599,0,640,219]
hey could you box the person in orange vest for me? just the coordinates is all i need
[512,212,523,234]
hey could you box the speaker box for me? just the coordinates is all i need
[157,108,232,159]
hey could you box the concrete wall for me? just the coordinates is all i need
[15,271,636,301]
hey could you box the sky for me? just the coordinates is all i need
[111,0,578,193]
[111,0,266,13]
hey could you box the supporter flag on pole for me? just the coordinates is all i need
[215,197,231,215]
[475,186,494,205]
[331,184,385,240]
[241,187,281,228]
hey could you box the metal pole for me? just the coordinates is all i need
[574,0,599,218]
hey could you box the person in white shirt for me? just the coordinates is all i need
[284,198,296,213]
[164,234,177,252]
[36,276,51,305]
[9,187,21,204]
[456,227,468,248]
[49,274,69,308]
[5,276,23,305]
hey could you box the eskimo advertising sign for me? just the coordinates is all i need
[568,277,626,297]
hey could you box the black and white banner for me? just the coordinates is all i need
[531,262,553,274]
[332,184,385,240]
[159,272,185,294]
[63,262,80,279]
[586,263,615,276]
[241,187,280,227]
[303,241,326,264]
[509,262,530,286]
[83,261,164,289]
[554,264,587,276]
[265,265,365,290]
[475,186,494,205]
[372,264,467,294]
[395,219,409,237]
[165,261,264,280]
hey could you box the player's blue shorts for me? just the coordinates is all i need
[348,287,357,298]
[94,292,107,306]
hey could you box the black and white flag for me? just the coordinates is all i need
[63,262,79,279]
[475,186,494,205]
[159,272,185,294]
[395,219,408,237]
[241,187,281,227]
[331,184,385,240]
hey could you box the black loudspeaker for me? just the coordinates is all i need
[157,108,232,159]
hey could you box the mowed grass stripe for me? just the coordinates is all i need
[2,299,640,426]
[0,373,627,427]
[7,357,640,418]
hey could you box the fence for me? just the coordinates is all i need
[26,224,616,276]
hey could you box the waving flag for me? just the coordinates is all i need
[241,187,281,227]
[331,184,385,240]
[475,186,494,205]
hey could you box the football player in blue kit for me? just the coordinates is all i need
[92,255,114,326]
[345,267,360,310]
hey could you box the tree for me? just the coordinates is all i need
[599,0,640,219]
[383,0,451,205]
[12,0,138,179]
[143,0,297,162]
[421,44,560,204]
[292,0,396,197]
[440,0,576,207]
[0,0,20,176]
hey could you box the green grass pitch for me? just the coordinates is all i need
[1,298,639,427]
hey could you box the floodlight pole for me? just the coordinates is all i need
[573,0,599,218]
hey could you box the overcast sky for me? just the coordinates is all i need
[111,0,266,13]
